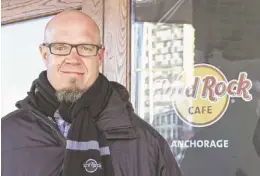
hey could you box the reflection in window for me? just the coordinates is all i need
[131,0,195,164]
[167,128,171,139]
[167,114,171,124]
[161,129,165,137]
[161,115,165,125]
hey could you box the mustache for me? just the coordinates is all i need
[58,63,85,73]
[57,58,86,73]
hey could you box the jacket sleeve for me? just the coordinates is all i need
[157,136,182,176]
[253,117,260,158]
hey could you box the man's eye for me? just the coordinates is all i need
[53,45,68,50]
[82,45,95,51]
[83,47,92,51]
[57,47,65,50]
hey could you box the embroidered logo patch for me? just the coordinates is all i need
[83,159,102,173]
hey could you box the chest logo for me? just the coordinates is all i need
[83,159,102,173]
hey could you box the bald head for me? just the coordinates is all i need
[39,10,105,95]
[44,10,101,44]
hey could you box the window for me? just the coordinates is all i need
[131,0,260,172]
[1,16,53,116]
[167,128,171,139]
[156,116,160,125]
[131,0,205,167]
[167,114,171,124]
[161,129,165,137]
[161,115,165,125]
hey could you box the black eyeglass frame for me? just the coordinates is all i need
[42,43,103,56]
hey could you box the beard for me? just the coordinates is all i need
[55,77,86,103]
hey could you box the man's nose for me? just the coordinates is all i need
[65,47,81,64]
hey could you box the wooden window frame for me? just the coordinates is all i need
[1,0,131,92]
[1,0,82,25]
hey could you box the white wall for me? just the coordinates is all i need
[1,16,53,117]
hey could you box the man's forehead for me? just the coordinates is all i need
[46,29,99,44]
[44,11,100,43]
[44,22,100,44]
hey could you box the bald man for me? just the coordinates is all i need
[1,10,181,176]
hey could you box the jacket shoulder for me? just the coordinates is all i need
[130,112,182,176]
[2,108,30,128]
[130,111,172,154]
[130,112,164,140]
[1,108,31,150]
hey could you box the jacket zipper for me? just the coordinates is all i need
[29,108,66,176]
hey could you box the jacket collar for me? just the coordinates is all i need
[96,88,133,130]
[17,81,137,139]
[96,84,137,139]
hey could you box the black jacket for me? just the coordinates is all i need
[1,83,181,176]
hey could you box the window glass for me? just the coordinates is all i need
[131,0,260,175]
[1,16,53,116]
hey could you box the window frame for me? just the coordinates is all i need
[1,0,81,25]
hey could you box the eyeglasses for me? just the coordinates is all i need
[42,43,102,57]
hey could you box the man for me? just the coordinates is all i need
[253,84,260,158]
[1,10,181,176]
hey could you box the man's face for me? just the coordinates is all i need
[40,18,103,94]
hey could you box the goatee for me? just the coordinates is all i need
[55,78,86,103]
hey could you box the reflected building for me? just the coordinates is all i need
[134,22,185,122]
[152,110,193,156]
[132,21,195,162]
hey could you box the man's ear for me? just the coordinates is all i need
[97,46,105,66]
[39,44,48,67]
